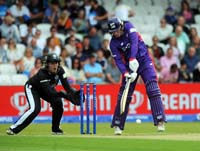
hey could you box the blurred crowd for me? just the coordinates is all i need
[0,0,200,85]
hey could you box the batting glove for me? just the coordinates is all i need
[129,58,139,72]
[124,72,137,82]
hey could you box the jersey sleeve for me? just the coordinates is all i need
[58,66,74,92]
[125,22,139,59]
[38,72,64,98]
[110,41,127,74]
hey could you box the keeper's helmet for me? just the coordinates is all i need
[46,53,61,63]
[107,17,123,33]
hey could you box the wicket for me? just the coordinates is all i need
[80,82,97,134]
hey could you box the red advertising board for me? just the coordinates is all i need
[0,83,200,117]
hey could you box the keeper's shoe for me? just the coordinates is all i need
[6,128,15,135]
[52,128,64,135]
[114,126,122,135]
[157,122,165,132]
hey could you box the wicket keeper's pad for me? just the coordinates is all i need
[120,78,131,114]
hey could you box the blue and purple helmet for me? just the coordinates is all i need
[107,17,122,33]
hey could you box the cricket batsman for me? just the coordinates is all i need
[107,17,166,135]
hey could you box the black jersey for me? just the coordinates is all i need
[27,66,72,98]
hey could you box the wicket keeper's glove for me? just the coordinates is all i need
[72,90,85,106]
[61,90,85,106]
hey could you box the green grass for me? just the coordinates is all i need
[0,122,200,151]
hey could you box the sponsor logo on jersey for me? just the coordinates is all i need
[130,28,136,33]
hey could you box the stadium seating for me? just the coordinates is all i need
[0,63,17,75]
[10,74,28,85]
[194,14,200,24]
[16,43,26,54]
[0,75,12,85]
[56,33,66,45]
[190,24,200,36]
[36,23,51,38]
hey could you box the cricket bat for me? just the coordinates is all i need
[120,78,131,114]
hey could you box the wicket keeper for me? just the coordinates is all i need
[6,53,83,135]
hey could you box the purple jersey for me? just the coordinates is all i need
[110,21,148,74]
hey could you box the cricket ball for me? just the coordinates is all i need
[136,119,142,124]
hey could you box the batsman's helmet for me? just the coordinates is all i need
[107,17,123,33]
[46,53,61,63]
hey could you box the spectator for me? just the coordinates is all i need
[79,0,91,20]
[96,49,107,72]
[164,6,177,26]
[60,47,72,69]
[0,0,8,22]
[82,35,95,57]
[57,10,72,34]
[30,57,42,78]
[183,46,200,74]
[6,38,23,66]
[178,59,191,82]
[87,26,101,51]
[155,18,173,44]
[165,36,182,60]
[9,0,31,24]
[113,0,134,21]
[0,15,21,43]
[176,16,190,35]
[189,27,198,41]
[25,22,36,45]
[65,27,81,44]
[71,57,86,84]
[160,47,177,72]
[151,36,164,60]
[101,33,112,58]
[28,0,44,23]
[89,0,108,32]
[44,37,61,56]
[191,36,200,57]
[71,42,86,63]
[33,29,46,50]
[151,36,164,73]
[193,62,200,82]
[73,9,89,34]
[29,37,43,58]
[105,57,121,84]
[64,35,77,56]
[170,25,190,56]
[101,38,111,59]
[63,0,79,21]
[179,0,194,24]
[83,53,104,83]
[43,0,60,25]
[18,47,35,77]
[48,26,62,47]
[0,37,9,63]
[160,63,179,83]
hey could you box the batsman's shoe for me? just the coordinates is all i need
[114,126,122,135]
[6,128,15,135]
[52,128,64,135]
[157,122,165,132]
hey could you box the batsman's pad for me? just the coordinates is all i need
[146,79,166,124]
